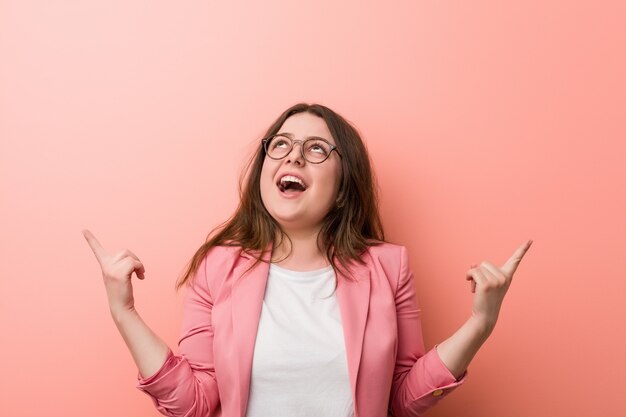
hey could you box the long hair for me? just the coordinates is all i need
[175,102,385,290]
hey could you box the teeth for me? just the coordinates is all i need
[279,175,306,188]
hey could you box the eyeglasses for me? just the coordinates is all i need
[262,134,341,164]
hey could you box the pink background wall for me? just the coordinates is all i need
[1,1,625,416]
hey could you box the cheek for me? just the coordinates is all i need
[318,164,342,201]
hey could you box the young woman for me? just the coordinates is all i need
[83,102,532,417]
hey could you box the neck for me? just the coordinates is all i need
[271,227,330,271]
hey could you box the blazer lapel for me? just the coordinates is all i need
[231,244,272,417]
[336,260,371,416]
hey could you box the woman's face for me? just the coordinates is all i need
[260,112,342,235]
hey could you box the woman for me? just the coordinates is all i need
[83,102,532,417]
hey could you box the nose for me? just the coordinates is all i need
[285,141,305,164]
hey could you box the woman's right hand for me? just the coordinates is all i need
[82,229,146,314]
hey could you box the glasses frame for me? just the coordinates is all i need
[262,134,342,164]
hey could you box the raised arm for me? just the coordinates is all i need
[436,240,533,379]
[82,229,170,377]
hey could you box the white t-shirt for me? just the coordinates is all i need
[245,263,355,417]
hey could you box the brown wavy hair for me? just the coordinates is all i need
[175,102,385,290]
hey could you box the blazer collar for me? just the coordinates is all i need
[231,241,371,417]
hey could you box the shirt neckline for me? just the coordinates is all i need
[269,263,334,278]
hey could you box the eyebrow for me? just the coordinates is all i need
[276,132,332,143]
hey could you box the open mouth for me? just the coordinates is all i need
[277,175,308,193]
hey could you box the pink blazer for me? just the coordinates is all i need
[136,242,466,417]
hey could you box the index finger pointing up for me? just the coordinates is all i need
[82,229,107,264]
[501,239,533,278]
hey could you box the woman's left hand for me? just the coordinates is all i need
[466,240,533,330]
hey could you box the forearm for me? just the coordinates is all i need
[110,307,171,379]
[435,316,494,380]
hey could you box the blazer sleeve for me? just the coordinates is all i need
[389,246,467,417]
[135,253,221,417]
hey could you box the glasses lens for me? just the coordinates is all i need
[266,135,292,159]
[303,139,331,163]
